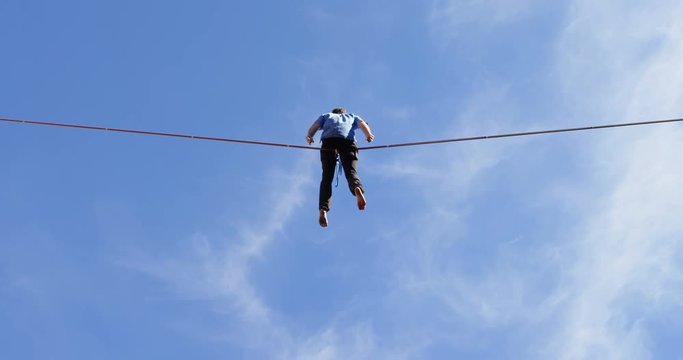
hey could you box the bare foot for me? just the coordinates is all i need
[354,187,366,210]
[319,210,328,227]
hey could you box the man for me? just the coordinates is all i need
[306,107,375,227]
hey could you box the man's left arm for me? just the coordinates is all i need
[358,119,374,142]
[306,121,321,144]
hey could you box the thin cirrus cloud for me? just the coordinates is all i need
[430,0,537,34]
[122,156,384,359]
[123,156,314,355]
[545,128,683,359]
[120,1,683,358]
[371,0,683,358]
[543,0,683,358]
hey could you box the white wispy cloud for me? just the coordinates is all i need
[544,128,683,359]
[542,0,683,358]
[430,0,537,36]
[121,2,683,358]
[368,86,540,353]
[292,324,378,360]
[371,86,516,198]
[121,155,386,359]
[367,1,683,358]
[121,156,312,353]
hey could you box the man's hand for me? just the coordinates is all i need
[306,135,314,145]
[366,133,374,142]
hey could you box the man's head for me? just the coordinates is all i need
[331,107,346,114]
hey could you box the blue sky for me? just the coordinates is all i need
[2,0,683,359]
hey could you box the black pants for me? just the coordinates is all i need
[319,137,364,211]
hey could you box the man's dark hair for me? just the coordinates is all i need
[331,107,346,114]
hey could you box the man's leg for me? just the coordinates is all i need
[339,143,366,210]
[319,147,337,226]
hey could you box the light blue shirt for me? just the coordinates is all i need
[315,112,362,140]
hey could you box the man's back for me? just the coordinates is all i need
[315,112,361,140]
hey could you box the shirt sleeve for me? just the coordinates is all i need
[351,114,361,130]
[314,115,326,128]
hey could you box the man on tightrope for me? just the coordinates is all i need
[306,107,375,227]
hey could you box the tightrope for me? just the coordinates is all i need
[0,117,321,150]
[2,116,682,151]
[358,118,683,150]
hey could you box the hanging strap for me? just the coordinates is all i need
[334,153,342,187]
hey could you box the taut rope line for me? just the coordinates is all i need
[2,116,682,151]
